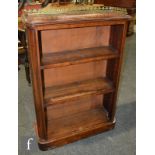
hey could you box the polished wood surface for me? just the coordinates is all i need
[44,77,114,104]
[47,108,110,140]
[26,12,129,150]
[25,11,130,27]
[41,46,118,69]
[27,29,47,139]
[37,107,115,149]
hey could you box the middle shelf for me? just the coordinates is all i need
[44,77,114,106]
[41,46,118,69]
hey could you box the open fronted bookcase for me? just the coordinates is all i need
[26,11,130,150]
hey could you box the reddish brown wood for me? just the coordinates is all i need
[43,60,107,87]
[26,12,129,150]
[47,95,103,120]
[104,23,128,121]
[27,29,47,139]
[26,13,130,30]
[41,46,118,69]
[37,108,115,150]
[41,26,110,54]
[44,77,114,105]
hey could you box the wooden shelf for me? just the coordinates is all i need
[41,46,118,69]
[44,77,114,105]
[45,108,114,144]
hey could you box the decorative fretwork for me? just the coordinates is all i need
[24,4,127,15]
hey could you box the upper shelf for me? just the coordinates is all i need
[41,46,119,69]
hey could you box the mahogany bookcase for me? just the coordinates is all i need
[26,12,130,150]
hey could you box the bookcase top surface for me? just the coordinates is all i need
[23,4,131,27]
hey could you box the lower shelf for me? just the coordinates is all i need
[36,108,115,150]
[44,77,114,105]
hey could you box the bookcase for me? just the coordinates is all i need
[26,13,130,150]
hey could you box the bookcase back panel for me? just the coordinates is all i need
[47,95,103,120]
[44,60,107,87]
[41,26,110,54]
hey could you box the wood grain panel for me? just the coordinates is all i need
[41,26,110,54]
[41,46,118,69]
[44,60,107,87]
[47,108,109,139]
[47,95,103,120]
[44,77,114,104]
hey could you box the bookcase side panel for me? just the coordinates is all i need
[27,28,47,140]
[104,22,128,120]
